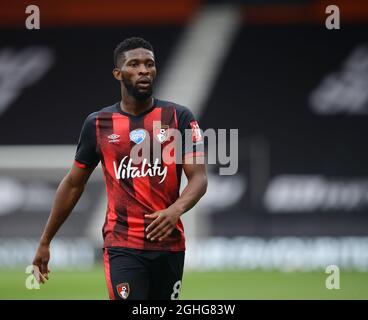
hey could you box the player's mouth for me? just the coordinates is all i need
[136,78,152,89]
[136,77,152,89]
[136,82,151,89]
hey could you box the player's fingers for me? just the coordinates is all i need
[40,263,46,275]
[36,275,44,284]
[156,225,173,241]
[40,263,49,282]
[146,221,158,234]
[146,216,164,233]
[33,266,45,284]
[144,212,159,219]
[147,220,170,240]
[158,228,174,242]
[40,272,47,283]
[150,221,173,241]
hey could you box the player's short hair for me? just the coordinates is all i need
[114,37,154,67]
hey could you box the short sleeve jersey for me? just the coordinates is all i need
[75,98,204,251]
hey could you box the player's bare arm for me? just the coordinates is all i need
[32,163,95,283]
[145,158,207,242]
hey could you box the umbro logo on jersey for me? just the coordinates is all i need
[108,133,120,143]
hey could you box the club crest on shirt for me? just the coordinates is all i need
[129,129,146,144]
[116,283,130,299]
[154,124,169,143]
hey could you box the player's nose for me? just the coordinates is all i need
[138,64,149,75]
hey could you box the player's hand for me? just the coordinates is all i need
[145,209,181,242]
[32,243,51,284]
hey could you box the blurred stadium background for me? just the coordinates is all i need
[1,0,368,299]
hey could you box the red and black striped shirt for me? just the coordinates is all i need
[75,98,204,251]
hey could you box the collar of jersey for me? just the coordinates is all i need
[115,98,157,118]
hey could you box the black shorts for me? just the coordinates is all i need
[103,247,185,300]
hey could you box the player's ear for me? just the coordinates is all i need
[112,68,122,81]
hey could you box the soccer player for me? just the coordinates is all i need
[32,37,207,300]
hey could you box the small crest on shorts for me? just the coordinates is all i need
[154,124,169,143]
[116,282,130,299]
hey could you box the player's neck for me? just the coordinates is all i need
[120,95,154,116]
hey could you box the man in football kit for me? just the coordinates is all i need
[32,37,208,300]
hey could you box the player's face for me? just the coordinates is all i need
[116,48,156,101]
